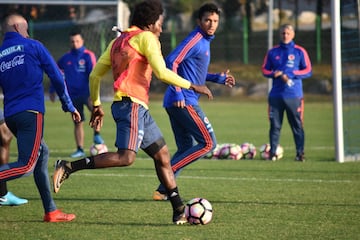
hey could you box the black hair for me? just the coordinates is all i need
[197,2,221,20]
[69,27,82,36]
[130,0,164,29]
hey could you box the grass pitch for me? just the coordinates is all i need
[1,98,359,240]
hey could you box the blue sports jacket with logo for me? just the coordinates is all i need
[163,26,226,107]
[262,40,312,98]
[0,32,75,117]
[49,46,96,98]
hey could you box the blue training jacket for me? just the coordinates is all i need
[262,41,312,98]
[0,32,75,117]
[50,46,96,98]
[163,26,226,107]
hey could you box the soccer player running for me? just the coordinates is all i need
[153,2,235,201]
[49,29,104,158]
[52,0,213,224]
[261,24,312,161]
[0,14,80,222]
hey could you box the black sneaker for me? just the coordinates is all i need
[268,153,277,161]
[173,205,188,225]
[295,153,305,162]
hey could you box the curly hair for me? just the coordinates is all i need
[130,0,164,29]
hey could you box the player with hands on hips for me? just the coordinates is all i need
[0,13,80,222]
[261,23,312,162]
[153,2,235,201]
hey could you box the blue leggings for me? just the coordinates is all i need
[157,105,216,193]
[0,111,56,213]
[268,97,304,156]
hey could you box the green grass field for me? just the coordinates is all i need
[1,98,359,240]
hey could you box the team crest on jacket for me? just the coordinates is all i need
[78,59,85,66]
[288,54,295,60]
[78,59,86,71]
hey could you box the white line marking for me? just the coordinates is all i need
[73,173,353,183]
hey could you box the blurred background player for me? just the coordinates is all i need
[261,23,312,162]
[0,13,80,221]
[153,2,235,200]
[52,0,213,225]
[50,29,104,158]
[0,109,28,206]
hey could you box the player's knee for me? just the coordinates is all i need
[123,156,135,166]
[201,138,216,153]
[116,150,136,166]
[18,161,35,177]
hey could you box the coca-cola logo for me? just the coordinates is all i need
[0,55,25,72]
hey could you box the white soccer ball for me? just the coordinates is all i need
[240,142,257,159]
[259,143,283,160]
[185,198,213,225]
[228,144,243,160]
[89,143,108,156]
[218,143,242,160]
[211,144,222,159]
[217,143,230,159]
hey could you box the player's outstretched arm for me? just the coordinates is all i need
[190,84,213,100]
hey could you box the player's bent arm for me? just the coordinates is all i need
[138,32,191,89]
[138,33,212,99]
[150,55,191,89]
[37,43,74,111]
[148,52,212,99]
[261,52,275,78]
[147,51,212,99]
[89,62,111,106]
[293,48,312,78]
[89,41,114,106]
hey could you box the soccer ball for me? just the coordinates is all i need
[217,143,230,159]
[259,143,284,160]
[218,143,242,160]
[89,143,108,156]
[240,142,257,159]
[185,198,213,225]
[228,144,243,160]
[211,144,222,159]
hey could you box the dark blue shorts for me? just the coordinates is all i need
[111,99,163,152]
[71,96,91,122]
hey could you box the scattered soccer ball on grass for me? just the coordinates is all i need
[185,198,213,225]
[89,143,108,156]
[218,143,242,160]
[259,143,284,160]
[211,144,222,159]
[240,142,257,159]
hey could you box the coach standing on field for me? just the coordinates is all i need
[261,23,312,162]
[0,13,80,222]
